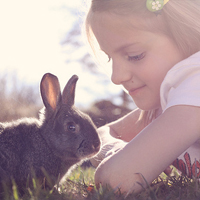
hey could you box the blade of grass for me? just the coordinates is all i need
[136,173,158,200]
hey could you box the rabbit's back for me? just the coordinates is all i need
[0,118,41,153]
[0,118,53,186]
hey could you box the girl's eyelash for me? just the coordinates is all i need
[127,52,145,61]
[106,52,145,63]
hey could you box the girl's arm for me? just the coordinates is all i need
[95,105,200,193]
[109,108,146,142]
[90,108,146,167]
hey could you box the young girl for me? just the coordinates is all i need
[85,0,200,194]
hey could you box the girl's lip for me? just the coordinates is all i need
[128,85,146,96]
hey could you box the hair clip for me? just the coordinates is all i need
[146,0,169,12]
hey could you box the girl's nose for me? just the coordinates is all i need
[111,60,132,85]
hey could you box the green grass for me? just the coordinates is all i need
[1,166,200,200]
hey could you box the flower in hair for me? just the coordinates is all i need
[152,1,162,11]
[146,0,167,12]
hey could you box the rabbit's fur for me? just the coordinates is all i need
[0,73,100,192]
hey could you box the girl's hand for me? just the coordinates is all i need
[105,140,127,158]
[90,140,127,168]
[90,109,144,168]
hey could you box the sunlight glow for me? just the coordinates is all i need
[0,0,127,109]
[0,0,69,80]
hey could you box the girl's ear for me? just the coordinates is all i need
[40,73,61,111]
[62,75,79,107]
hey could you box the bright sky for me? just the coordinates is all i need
[0,0,128,108]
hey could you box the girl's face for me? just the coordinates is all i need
[91,13,184,110]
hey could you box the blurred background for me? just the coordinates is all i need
[0,0,136,127]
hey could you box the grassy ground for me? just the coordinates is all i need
[1,166,200,200]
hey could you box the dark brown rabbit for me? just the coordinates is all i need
[0,73,100,193]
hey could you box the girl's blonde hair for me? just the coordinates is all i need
[85,0,200,125]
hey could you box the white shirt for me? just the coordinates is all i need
[160,51,200,177]
[160,51,200,111]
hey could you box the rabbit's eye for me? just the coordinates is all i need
[64,120,80,133]
[68,123,76,132]
[66,122,80,133]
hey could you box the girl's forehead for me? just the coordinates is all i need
[90,12,149,49]
[89,10,167,39]
[90,12,143,42]
[90,12,141,30]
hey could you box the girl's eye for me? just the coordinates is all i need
[127,52,145,61]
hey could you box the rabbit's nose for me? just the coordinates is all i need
[92,140,101,152]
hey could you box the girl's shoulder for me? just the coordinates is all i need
[160,51,200,111]
[166,51,200,78]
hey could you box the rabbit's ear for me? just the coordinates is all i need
[40,73,61,111]
[62,75,79,106]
